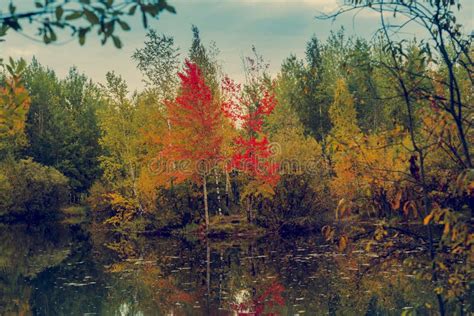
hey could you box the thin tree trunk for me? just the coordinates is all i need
[247,196,253,224]
[206,238,211,314]
[214,168,222,216]
[225,171,232,208]
[203,175,209,234]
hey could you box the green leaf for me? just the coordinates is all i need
[55,6,64,20]
[49,29,57,42]
[43,33,51,44]
[117,20,130,31]
[35,2,43,8]
[78,28,88,46]
[84,9,99,25]
[111,35,122,48]
[165,5,176,14]
[128,5,137,15]
[65,12,83,21]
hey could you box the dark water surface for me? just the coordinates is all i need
[0,221,440,315]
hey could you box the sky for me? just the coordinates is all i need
[1,0,473,91]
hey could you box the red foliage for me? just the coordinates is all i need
[161,61,223,181]
[231,136,280,187]
[231,282,286,316]
[222,76,279,187]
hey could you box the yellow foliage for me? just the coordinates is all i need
[327,79,409,210]
[0,60,31,154]
[103,193,140,227]
[338,235,348,252]
[241,180,275,200]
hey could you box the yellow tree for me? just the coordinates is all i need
[0,58,30,158]
[327,78,363,215]
[328,78,408,219]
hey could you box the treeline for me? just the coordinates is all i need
[0,26,472,230]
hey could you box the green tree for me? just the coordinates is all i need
[24,60,102,196]
[132,29,180,100]
[97,72,143,197]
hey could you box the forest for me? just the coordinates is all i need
[0,0,472,315]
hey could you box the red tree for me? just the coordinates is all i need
[222,76,280,222]
[161,60,223,233]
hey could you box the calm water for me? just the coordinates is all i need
[0,221,441,315]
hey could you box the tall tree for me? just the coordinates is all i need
[222,52,280,223]
[132,29,180,100]
[24,61,102,196]
[188,25,220,92]
[97,72,144,199]
[161,61,223,233]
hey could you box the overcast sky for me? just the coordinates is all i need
[2,0,473,91]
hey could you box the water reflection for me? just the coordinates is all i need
[0,222,440,315]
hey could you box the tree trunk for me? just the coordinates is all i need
[203,175,209,234]
[214,168,222,216]
[246,196,253,224]
[206,238,211,314]
[225,171,232,208]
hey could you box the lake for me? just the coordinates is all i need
[0,221,442,315]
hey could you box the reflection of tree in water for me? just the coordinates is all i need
[30,224,107,316]
[0,223,71,315]
[91,230,440,315]
[0,223,443,315]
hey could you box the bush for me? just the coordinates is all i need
[256,174,333,232]
[0,159,69,219]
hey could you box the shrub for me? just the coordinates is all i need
[0,159,69,218]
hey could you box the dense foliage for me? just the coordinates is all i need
[0,0,472,311]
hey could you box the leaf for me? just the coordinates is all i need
[65,12,83,21]
[55,6,64,20]
[128,5,138,15]
[112,35,122,48]
[338,235,348,252]
[78,28,88,45]
[443,222,450,235]
[166,5,176,14]
[423,213,433,225]
[117,20,130,31]
[84,9,99,25]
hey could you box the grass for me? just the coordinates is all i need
[176,215,266,239]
